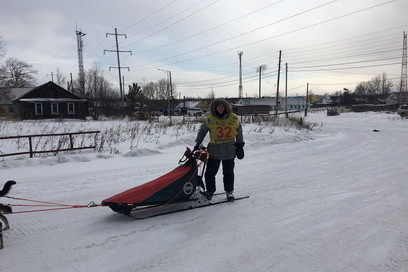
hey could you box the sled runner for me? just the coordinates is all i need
[127,193,249,219]
[102,148,211,217]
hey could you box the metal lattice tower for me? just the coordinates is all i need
[400,31,407,93]
[238,51,243,98]
[76,30,86,97]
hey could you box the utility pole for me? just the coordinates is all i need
[305,83,309,117]
[275,50,282,117]
[68,73,73,92]
[257,64,267,98]
[104,28,132,116]
[258,65,262,98]
[158,69,173,125]
[169,71,173,123]
[47,72,54,82]
[238,51,243,98]
[76,29,86,97]
[400,31,407,103]
[285,63,288,118]
[122,75,125,106]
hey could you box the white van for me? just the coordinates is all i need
[187,108,203,116]
[397,105,408,117]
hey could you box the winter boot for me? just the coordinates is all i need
[226,191,235,201]
[202,191,214,200]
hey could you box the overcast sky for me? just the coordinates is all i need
[1,0,407,98]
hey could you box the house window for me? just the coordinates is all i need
[51,102,59,115]
[35,103,43,115]
[68,103,75,114]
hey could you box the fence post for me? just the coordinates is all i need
[29,136,33,158]
[69,134,74,149]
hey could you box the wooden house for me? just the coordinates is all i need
[387,92,408,104]
[175,100,209,110]
[12,81,89,120]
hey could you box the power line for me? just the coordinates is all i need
[128,0,339,70]
[131,0,286,55]
[121,0,178,31]
[123,0,220,48]
[128,0,396,72]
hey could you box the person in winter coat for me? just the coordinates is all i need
[194,99,245,201]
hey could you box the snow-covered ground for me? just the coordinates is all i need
[1,111,408,272]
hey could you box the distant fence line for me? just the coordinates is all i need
[0,131,100,158]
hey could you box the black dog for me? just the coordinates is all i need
[0,180,16,249]
[0,180,16,196]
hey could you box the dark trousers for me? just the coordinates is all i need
[205,158,235,193]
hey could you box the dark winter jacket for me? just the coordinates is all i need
[195,99,244,160]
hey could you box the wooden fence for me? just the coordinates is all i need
[0,131,100,158]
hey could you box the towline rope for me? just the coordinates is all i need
[1,195,100,214]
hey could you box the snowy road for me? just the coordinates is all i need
[1,112,408,272]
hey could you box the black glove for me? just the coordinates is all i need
[235,142,245,160]
[193,143,200,151]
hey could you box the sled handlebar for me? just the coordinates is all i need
[179,147,210,166]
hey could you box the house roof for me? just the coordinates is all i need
[389,92,408,98]
[12,81,84,103]
[18,98,88,102]
[175,100,208,109]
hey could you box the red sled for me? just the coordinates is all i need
[101,148,209,216]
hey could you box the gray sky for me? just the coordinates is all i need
[1,0,407,98]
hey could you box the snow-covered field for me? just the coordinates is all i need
[1,111,408,272]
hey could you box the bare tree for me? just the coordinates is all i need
[55,68,66,87]
[354,73,393,95]
[379,72,393,94]
[354,81,371,95]
[207,88,215,99]
[157,78,167,100]
[0,87,11,104]
[0,57,37,87]
[368,76,381,95]
[143,81,158,100]
[142,81,160,120]
[368,73,393,95]
[75,62,121,116]
[85,63,105,98]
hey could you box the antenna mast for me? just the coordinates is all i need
[76,29,86,97]
[238,51,243,98]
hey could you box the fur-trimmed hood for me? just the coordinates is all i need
[209,99,232,117]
